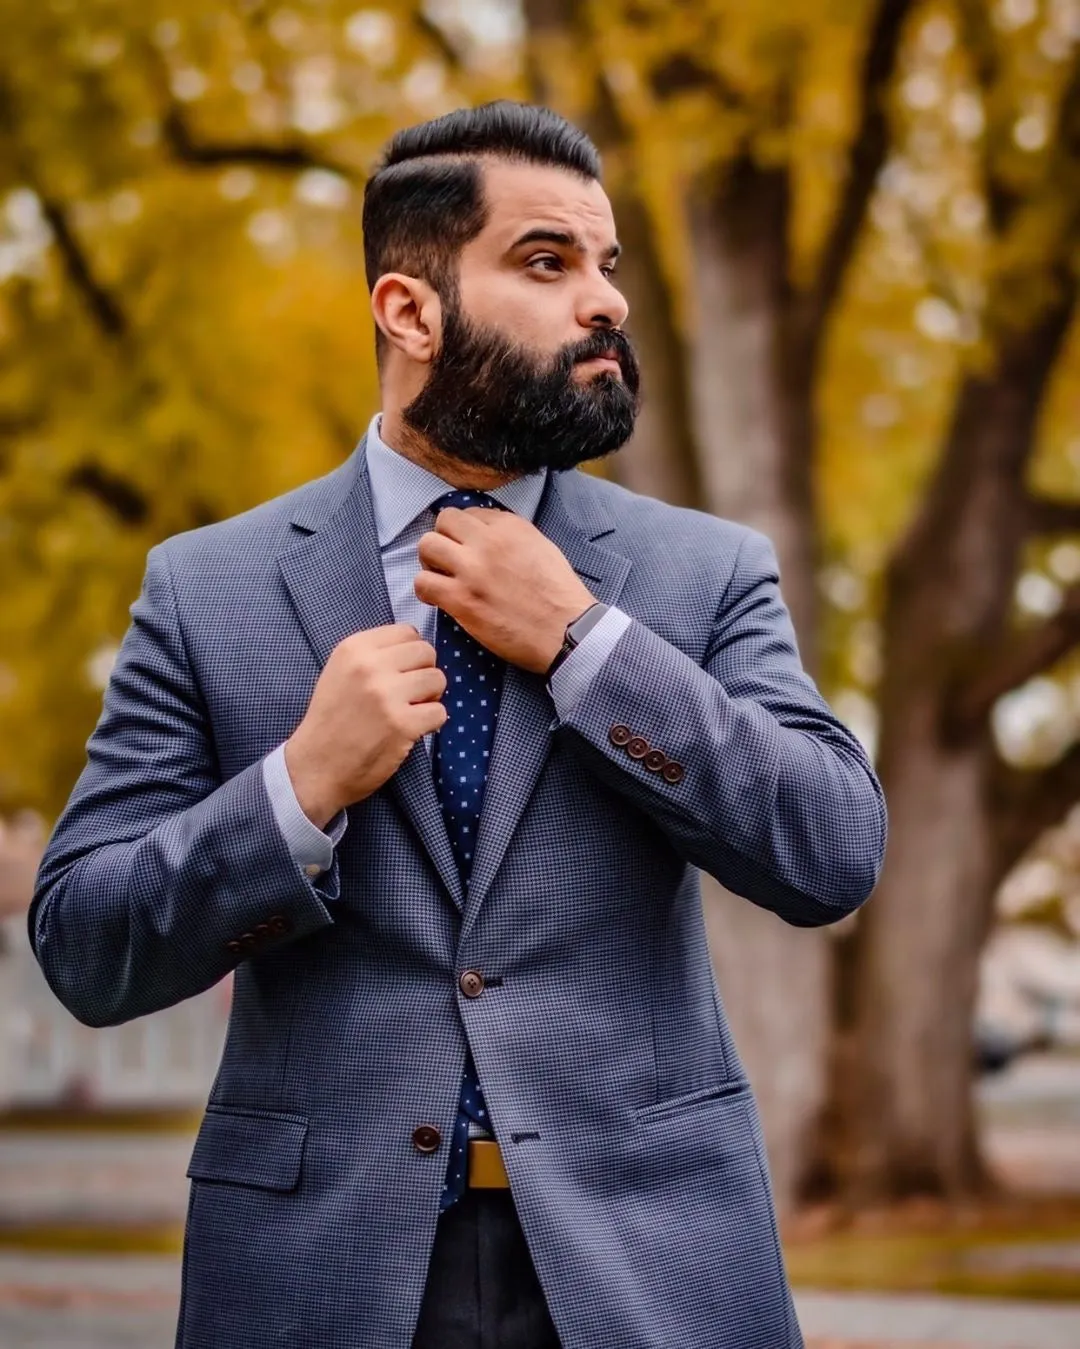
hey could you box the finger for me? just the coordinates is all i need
[413,570,455,610]
[367,623,421,647]
[384,639,438,672]
[399,667,447,703]
[404,698,449,738]
[432,506,485,542]
[417,530,464,576]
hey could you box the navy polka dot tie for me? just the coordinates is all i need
[429,488,505,1211]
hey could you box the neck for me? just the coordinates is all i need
[378,408,522,491]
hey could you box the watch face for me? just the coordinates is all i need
[568,603,604,642]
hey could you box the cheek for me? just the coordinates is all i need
[461,274,564,347]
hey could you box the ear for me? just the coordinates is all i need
[371,273,442,364]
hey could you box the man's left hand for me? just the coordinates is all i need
[415,506,596,675]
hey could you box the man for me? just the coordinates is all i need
[31,101,886,1348]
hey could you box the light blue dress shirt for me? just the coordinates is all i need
[264,412,632,875]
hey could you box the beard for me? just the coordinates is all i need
[401,298,642,475]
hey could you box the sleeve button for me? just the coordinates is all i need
[225,940,242,955]
[661,761,685,784]
[303,863,322,879]
[609,724,632,747]
[644,749,667,773]
[626,736,650,760]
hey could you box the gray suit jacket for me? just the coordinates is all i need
[31,440,885,1348]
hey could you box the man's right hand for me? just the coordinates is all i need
[284,624,448,829]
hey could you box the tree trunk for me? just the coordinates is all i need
[521,0,702,507]
[832,296,1077,1202]
[687,155,831,1211]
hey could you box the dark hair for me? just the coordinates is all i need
[362,101,601,353]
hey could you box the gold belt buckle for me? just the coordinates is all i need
[467,1138,510,1189]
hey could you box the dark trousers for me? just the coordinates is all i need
[411,1189,562,1349]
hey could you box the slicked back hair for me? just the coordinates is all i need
[362,101,602,361]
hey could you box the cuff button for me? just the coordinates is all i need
[609,724,632,747]
[661,761,685,784]
[303,863,322,879]
[627,736,650,760]
[644,749,667,773]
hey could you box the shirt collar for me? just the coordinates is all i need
[363,412,548,547]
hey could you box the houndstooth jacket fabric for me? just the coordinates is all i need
[31,438,886,1349]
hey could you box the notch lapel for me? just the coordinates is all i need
[462,470,633,934]
[277,445,465,911]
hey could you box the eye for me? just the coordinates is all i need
[527,254,564,274]
[600,263,618,279]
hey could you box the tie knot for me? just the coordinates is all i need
[432,489,503,514]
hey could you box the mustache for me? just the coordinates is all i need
[559,328,636,373]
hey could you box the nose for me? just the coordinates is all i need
[577,272,629,332]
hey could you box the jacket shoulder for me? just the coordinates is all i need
[565,469,772,571]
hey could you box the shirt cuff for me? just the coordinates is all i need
[548,606,632,721]
[263,743,347,878]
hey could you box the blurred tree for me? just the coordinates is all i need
[524,0,913,1209]
[832,7,1080,1203]
[0,0,516,814]
[525,0,1080,1208]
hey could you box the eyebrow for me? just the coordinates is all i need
[509,227,621,261]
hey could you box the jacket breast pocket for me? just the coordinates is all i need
[186,1106,308,1192]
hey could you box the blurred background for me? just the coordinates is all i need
[3,0,1080,1345]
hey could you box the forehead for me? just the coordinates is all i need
[475,160,617,249]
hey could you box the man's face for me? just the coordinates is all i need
[402,160,641,475]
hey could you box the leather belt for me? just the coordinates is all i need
[467,1138,510,1189]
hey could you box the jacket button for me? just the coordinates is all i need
[225,940,242,956]
[609,724,632,747]
[459,970,485,998]
[238,932,258,952]
[268,915,292,936]
[644,749,667,773]
[627,736,650,760]
[412,1125,441,1154]
[662,761,685,784]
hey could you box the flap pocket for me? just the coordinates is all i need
[186,1107,308,1192]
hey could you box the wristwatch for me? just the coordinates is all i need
[545,602,609,681]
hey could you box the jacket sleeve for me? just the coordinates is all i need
[554,528,887,927]
[29,545,337,1028]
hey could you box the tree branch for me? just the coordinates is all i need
[945,585,1080,739]
[67,463,148,525]
[800,0,914,367]
[37,195,128,340]
[412,10,465,71]
[992,740,1080,880]
[161,106,360,180]
[1027,494,1080,535]
[0,76,128,341]
[955,0,1018,232]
